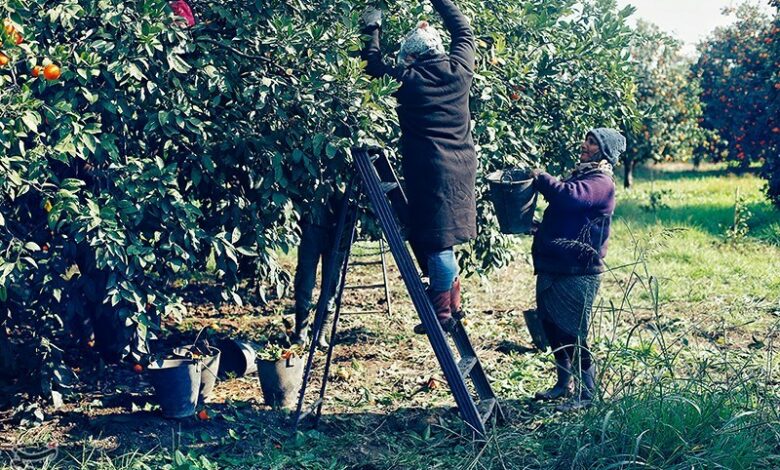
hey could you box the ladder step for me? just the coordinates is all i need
[340,310,386,315]
[344,283,386,290]
[296,398,324,424]
[349,260,383,266]
[380,182,399,193]
[457,356,477,379]
[478,398,497,425]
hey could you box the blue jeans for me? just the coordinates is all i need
[427,248,458,292]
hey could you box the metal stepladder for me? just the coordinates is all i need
[291,147,503,437]
[341,238,392,317]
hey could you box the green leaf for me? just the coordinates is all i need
[22,111,40,133]
[167,53,191,74]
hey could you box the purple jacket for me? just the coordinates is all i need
[531,169,615,275]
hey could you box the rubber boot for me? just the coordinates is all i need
[293,310,310,345]
[534,350,573,401]
[414,289,456,334]
[316,310,333,349]
[556,365,596,412]
[450,278,465,321]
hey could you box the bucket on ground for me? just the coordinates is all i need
[486,168,538,235]
[216,338,257,379]
[172,345,221,402]
[146,358,201,418]
[256,355,304,409]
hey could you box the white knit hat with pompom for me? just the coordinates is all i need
[398,21,445,63]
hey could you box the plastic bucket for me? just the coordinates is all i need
[172,345,221,401]
[487,169,538,235]
[216,339,257,379]
[256,356,304,409]
[146,358,200,418]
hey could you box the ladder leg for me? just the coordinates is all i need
[313,216,358,427]
[292,180,358,435]
[379,238,392,318]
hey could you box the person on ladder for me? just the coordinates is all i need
[529,129,625,411]
[360,0,477,334]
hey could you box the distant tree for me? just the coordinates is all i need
[621,21,708,188]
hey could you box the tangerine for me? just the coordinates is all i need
[43,63,61,80]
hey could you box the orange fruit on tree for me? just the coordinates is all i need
[133,364,144,374]
[0,52,8,67]
[12,31,22,45]
[197,409,209,420]
[32,65,42,77]
[43,63,61,80]
[510,92,520,101]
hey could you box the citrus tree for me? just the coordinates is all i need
[0,0,639,397]
[694,4,776,174]
[620,21,708,188]
[763,0,780,206]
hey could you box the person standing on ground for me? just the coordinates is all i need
[360,0,476,333]
[292,192,345,348]
[530,128,625,411]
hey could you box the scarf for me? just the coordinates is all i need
[565,159,614,182]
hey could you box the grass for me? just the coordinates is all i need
[3,162,780,469]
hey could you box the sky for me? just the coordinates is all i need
[615,0,775,56]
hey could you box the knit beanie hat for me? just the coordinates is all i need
[398,21,446,63]
[587,128,627,166]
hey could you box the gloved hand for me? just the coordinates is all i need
[361,7,382,29]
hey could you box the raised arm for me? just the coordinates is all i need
[429,0,475,71]
[361,26,400,79]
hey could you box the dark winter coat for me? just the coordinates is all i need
[361,0,477,252]
[532,169,616,275]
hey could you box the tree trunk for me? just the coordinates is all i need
[623,159,636,189]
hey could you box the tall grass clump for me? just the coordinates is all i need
[548,227,780,469]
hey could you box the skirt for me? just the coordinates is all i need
[536,273,601,338]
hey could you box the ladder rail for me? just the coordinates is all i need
[353,148,486,435]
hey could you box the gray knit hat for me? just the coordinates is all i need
[398,21,445,63]
[587,128,627,166]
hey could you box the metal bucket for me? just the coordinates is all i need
[487,169,538,235]
[256,356,304,409]
[146,358,200,418]
[215,338,257,379]
[523,309,549,352]
[171,345,221,401]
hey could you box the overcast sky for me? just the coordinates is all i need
[615,0,775,56]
